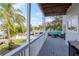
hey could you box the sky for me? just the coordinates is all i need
[31,3,43,27]
[0,3,56,27]
[14,3,43,27]
[14,3,55,27]
[1,3,77,27]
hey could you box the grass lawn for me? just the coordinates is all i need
[0,39,26,56]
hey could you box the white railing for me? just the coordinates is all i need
[5,32,47,56]
[30,32,47,56]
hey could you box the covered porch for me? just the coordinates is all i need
[4,3,79,56]
[38,37,68,56]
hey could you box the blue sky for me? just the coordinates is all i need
[14,3,43,27]
[31,3,43,27]
[14,3,56,27]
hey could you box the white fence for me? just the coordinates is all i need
[5,32,47,56]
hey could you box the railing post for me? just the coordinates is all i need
[42,16,47,39]
[66,19,68,32]
[27,3,31,56]
[42,16,46,32]
[78,15,79,33]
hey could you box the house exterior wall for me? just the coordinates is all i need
[62,15,69,32]
[63,3,79,43]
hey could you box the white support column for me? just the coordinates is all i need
[27,3,31,56]
[62,16,64,32]
[78,15,79,33]
[62,15,68,32]
[42,16,46,32]
[66,20,68,32]
[66,15,69,32]
[42,16,47,41]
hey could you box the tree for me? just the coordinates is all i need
[14,13,26,33]
[0,3,26,49]
[0,3,15,49]
[45,16,62,31]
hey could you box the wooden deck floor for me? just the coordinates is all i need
[38,37,69,56]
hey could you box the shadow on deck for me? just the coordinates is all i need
[38,37,69,56]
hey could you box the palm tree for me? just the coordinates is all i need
[0,3,25,49]
[14,12,25,33]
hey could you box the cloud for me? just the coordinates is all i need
[31,17,42,27]
[39,22,42,25]
[45,18,52,22]
[31,12,43,18]
[35,12,43,16]
[31,22,42,27]
[45,17,55,22]
[13,3,26,9]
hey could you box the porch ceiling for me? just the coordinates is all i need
[39,3,72,16]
